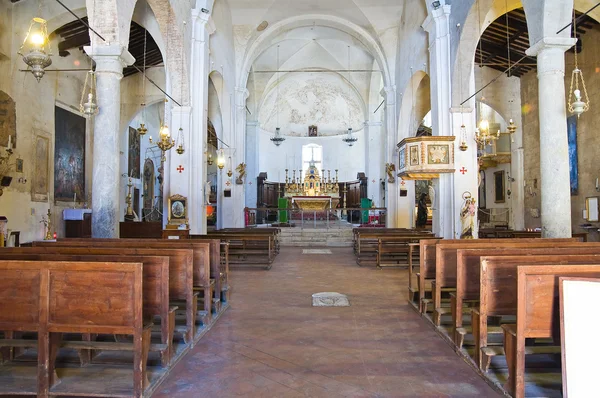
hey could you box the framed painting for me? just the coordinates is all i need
[54,106,86,202]
[128,126,141,179]
[399,147,406,170]
[427,144,449,164]
[0,90,16,149]
[494,170,505,203]
[567,115,578,195]
[409,145,419,166]
[308,125,318,137]
[31,134,49,202]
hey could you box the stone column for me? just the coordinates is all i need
[85,45,134,238]
[364,121,383,208]
[189,9,215,235]
[245,121,260,208]
[383,86,398,228]
[423,4,454,238]
[168,106,192,216]
[526,37,576,238]
[231,86,249,227]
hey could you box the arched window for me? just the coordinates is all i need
[302,144,322,175]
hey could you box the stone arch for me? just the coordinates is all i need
[397,70,430,142]
[451,0,597,107]
[238,14,392,90]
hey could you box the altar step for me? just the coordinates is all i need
[279,228,354,247]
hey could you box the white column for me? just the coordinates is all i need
[423,4,454,238]
[364,121,383,207]
[189,10,215,235]
[85,45,134,238]
[450,107,478,238]
[168,106,192,216]
[511,147,525,231]
[383,86,398,228]
[230,86,249,227]
[526,37,576,238]
[245,121,260,208]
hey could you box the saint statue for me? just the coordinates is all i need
[460,195,477,239]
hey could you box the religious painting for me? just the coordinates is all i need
[143,158,155,210]
[399,147,406,170]
[0,91,16,149]
[479,170,487,208]
[494,170,505,203]
[567,115,579,195]
[54,106,86,202]
[15,158,23,173]
[134,187,140,219]
[128,126,141,179]
[308,125,318,137]
[409,145,419,166]
[31,134,49,202]
[427,144,449,164]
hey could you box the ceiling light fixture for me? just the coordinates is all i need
[342,45,357,147]
[271,45,286,146]
[18,16,52,82]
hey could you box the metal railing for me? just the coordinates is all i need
[245,207,387,230]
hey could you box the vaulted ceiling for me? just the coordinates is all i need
[476,8,599,78]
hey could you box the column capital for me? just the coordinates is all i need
[449,106,473,114]
[422,4,451,37]
[381,86,396,105]
[171,105,193,115]
[84,45,134,77]
[526,36,576,57]
[235,86,250,107]
[192,9,216,41]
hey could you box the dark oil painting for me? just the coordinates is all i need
[128,126,141,178]
[54,106,86,201]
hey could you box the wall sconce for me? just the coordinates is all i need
[217,149,225,170]
[207,153,214,166]
[596,177,599,192]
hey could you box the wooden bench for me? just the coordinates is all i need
[0,251,174,367]
[502,264,600,397]
[418,238,580,317]
[215,228,280,254]
[0,260,150,398]
[432,239,585,325]
[22,245,199,345]
[453,245,600,349]
[473,254,600,372]
[375,235,438,269]
[354,229,433,260]
[193,234,275,270]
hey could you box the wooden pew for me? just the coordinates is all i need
[19,245,198,345]
[474,255,600,371]
[420,238,580,318]
[432,239,586,325]
[193,233,275,270]
[376,235,438,269]
[0,252,174,366]
[502,264,600,398]
[215,228,280,254]
[354,229,433,261]
[38,239,214,327]
[0,260,150,398]
[453,245,600,347]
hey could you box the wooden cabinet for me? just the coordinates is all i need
[65,212,92,238]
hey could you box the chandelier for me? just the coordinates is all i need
[150,125,175,161]
[270,127,285,146]
[474,119,499,147]
[567,12,590,118]
[18,17,52,82]
[342,127,358,147]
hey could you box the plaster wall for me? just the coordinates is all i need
[521,26,600,240]
[257,130,367,187]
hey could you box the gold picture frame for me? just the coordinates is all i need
[168,194,188,225]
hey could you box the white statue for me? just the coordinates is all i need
[204,181,212,205]
[428,184,436,210]
[460,194,477,239]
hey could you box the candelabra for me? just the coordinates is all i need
[44,209,53,241]
[124,177,135,222]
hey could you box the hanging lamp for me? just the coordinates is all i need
[175,33,186,155]
[79,70,99,117]
[138,12,149,136]
[568,12,590,118]
[342,46,357,147]
[271,45,286,146]
[18,16,52,82]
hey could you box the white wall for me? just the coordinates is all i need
[257,129,366,186]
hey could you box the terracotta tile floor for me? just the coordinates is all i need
[154,247,500,398]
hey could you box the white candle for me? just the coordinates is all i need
[7,135,11,149]
[74,193,76,203]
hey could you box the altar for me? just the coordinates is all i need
[283,162,340,210]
